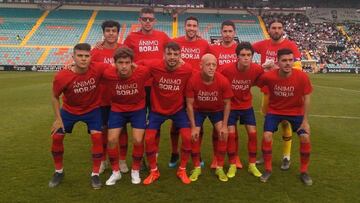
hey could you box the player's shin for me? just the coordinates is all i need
[227,132,237,164]
[145,129,158,171]
[179,128,192,169]
[262,136,273,172]
[91,132,104,174]
[51,132,65,171]
[248,131,258,164]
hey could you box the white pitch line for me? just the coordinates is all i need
[309,114,360,120]
[313,85,360,93]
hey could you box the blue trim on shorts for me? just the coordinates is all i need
[147,108,190,130]
[60,108,102,134]
[194,111,223,127]
[263,113,304,135]
[108,108,147,129]
[228,107,256,126]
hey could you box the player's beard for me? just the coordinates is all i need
[166,60,179,71]
[270,33,282,41]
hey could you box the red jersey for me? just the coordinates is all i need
[186,72,233,112]
[257,69,312,116]
[146,59,192,115]
[102,65,150,112]
[252,39,301,64]
[124,29,170,86]
[53,63,109,115]
[91,46,122,106]
[220,63,264,110]
[124,30,170,62]
[209,43,237,69]
[173,36,210,69]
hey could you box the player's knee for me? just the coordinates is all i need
[263,132,272,142]
[133,136,143,145]
[300,134,310,143]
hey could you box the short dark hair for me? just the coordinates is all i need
[236,41,254,56]
[185,16,198,25]
[140,7,155,16]
[221,20,236,31]
[114,47,134,62]
[277,48,293,59]
[268,18,284,29]
[165,41,181,52]
[101,20,120,33]
[73,43,91,53]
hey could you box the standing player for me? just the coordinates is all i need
[257,49,313,185]
[169,16,210,168]
[124,7,171,161]
[209,20,242,169]
[252,18,302,169]
[91,20,129,174]
[142,42,193,185]
[49,43,110,189]
[102,48,150,185]
[220,42,263,178]
[186,54,232,182]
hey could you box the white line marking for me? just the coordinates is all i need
[309,114,360,120]
[313,85,360,93]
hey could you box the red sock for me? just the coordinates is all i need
[191,139,201,167]
[132,143,144,170]
[216,139,227,167]
[179,128,191,169]
[91,133,103,174]
[248,131,257,164]
[300,142,311,173]
[119,126,128,160]
[262,138,272,172]
[145,129,158,170]
[102,127,108,161]
[170,124,179,154]
[51,133,64,170]
[107,146,119,172]
[155,129,161,153]
[212,128,218,157]
[227,132,237,164]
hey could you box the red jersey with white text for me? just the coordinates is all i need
[124,29,170,86]
[220,63,264,110]
[209,43,237,69]
[102,65,150,112]
[174,36,210,69]
[252,39,301,64]
[257,69,312,116]
[53,63,110,115]
[186,72,233,112]
[91,45,123,106]
[146,59,192,115]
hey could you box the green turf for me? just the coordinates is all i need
[0,72,359,202]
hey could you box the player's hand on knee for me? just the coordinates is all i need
[191,127,199,142]
[299,120,310,135]
[51,119,64,136]
[219,126,228,141]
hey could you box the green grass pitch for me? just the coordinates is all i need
[0,72,359,202]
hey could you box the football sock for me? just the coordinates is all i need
[300,142,311,173]
[132,143,144,171]
[91,132,104,174]
[145,129,158,170]
[262,138,273,172]
[179,128,191,169]
[248,131,257,164]
[119,126,128,160]
[51,132,65,170]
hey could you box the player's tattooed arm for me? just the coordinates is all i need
[51,94,65,135]
[219,98,231,141]
[186,97,199,141]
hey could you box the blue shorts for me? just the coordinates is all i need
[228,107,256,126]
[264,114,304,135]
[195,111,223,127]
[60,108,102,134]
[108,108,146,129]
[101,106,111,126]
[147,109,190,130]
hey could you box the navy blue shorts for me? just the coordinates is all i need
[264,114,304,135]
[195,111,223,127]
[101,106,111,126]
[60,108,102,134]
[147,109,190,130]
[108,108,146,129]
[228,107,256,126]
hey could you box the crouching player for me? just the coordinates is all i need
[257,49,313,185]
[103,47,150,185]
[49,43,111,189]
[220,42,263,178]
[186,54,233,182]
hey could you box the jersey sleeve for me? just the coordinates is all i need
[123,34,133,49]
[221,76,234,99]
[185,77,195,98]
[252,41,262,54]
[52,72,66,97]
